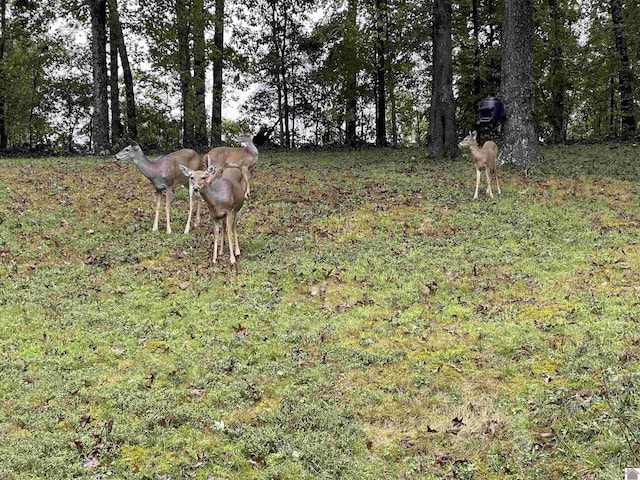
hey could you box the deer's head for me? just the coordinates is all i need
[180,165,216,192]
[458,131,478,149]
[114,141,141,161]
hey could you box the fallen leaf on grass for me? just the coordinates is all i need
[452,417,465,428]
[83,457,100,468]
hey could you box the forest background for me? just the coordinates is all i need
[0,0,637,158]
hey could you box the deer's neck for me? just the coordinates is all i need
[132,154,169,191]
[245,142,258,158]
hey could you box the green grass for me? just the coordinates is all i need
[1,144,639,479]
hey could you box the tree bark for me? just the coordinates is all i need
[344,0,358,146]
[280,6,290,148]
[89,0,110,153]
[0,0,7,150]
[429,0,459,160]
[610,0,635,138]
[109,23,123,144]
[107,0,137,140]
[375,0,387,147]
[177,0,195,147]
[210,0,223,146]
[500,0,543,169]
[192,0,208,149]
[547,0,567,143]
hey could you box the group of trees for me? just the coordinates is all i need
[0,0,636,166]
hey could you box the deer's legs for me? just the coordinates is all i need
[485,169,494,198]
[241,166,251,198]
[226,213,236,264]
[233,212,241,256]
[474,168,481,199]
[494,168,501,195]
[195,198,202,227]
[165,188,173,234]
[212,220,221,263]
[153,191,162,232]
[185,186,195,234]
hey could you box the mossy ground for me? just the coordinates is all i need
[1,144,639,479]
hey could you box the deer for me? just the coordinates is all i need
[203,134,257,199]
[458,131,501,199]
[179,164,247,265]
[114,140,204,234]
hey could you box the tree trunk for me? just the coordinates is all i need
[109,23,123,144]
[390,78,397,146]
[0,0,7,150]
[471,0,481,97]
[107,0,137,140]
[375,0,387,147]
[500,0,543,169]
[610,0,635,138]
[344,0,358,146]
[280,6,290,148]
[429,0,459,160]
[192,0,208,149]
[210,0,223,146]
[177,0,195,147]
[547,0,567,143]
[89,0,110,153]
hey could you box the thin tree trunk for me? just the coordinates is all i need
[107,0,137,140]
[548,0,567,143]
[390,78,397,146]
[610,0,635,137]
[429,0,459,159]
[109,23,123,144]
[0,0,7,150]
[500,0,543,169]
[89,0,110,153]
[280,6,290,148]
[177,0,194,147]
[471,0,481,97]
[210,0,223,146]
[375,0,387,147]
[192,0,208,148]
[344,0,358,146]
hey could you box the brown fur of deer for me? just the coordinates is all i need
[180,165,247,264]
[204,135,257,199]
[114,141,203,233]
[458,131,501,199]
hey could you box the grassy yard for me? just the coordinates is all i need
[1,144,639,479]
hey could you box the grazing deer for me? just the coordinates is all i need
[115,141,204,234]
[458,131,501,199]
[204,135,257,199]
[179,165,247,265]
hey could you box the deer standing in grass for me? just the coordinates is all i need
[114,141,204,234]
[204,135,257,199]
[458,131,501,199]
[180,165,247,264]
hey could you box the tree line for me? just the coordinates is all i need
[0,0,636,167]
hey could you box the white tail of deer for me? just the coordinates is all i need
[179,165,247,264]
[114,141,203,233]
[204,134,257,199]
[458,131,501,199]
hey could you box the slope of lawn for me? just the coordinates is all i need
[0,143,639,479]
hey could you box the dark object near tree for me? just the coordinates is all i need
[478,97,506,123]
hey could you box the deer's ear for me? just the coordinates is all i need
[472,131,477,139]
[205,165,216,175]
[179,164,191,177]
